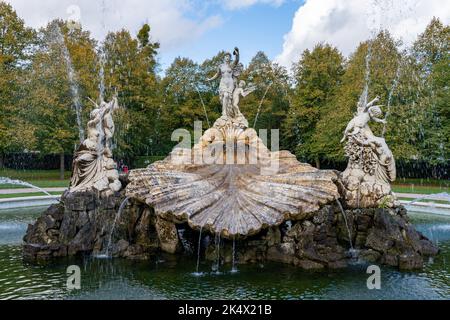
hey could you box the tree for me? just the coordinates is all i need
[285,44,344,166]
[240,51,291,139]
[0,2,36,168]
[102,25,161,160]
[162,57,207,131]
[28,20,99,179]
[410,18,449,168]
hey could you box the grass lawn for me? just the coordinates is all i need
[391,177,449,194]
[392,185,449,195]
[394,178,449,187]
[0,169,70,189]
[0,192,63,199]
[0,180,69,189]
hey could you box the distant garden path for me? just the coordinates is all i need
[0,188,67,195]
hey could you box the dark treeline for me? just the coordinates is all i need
[0,3,448,179]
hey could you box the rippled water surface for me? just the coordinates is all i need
[0,207,449,300]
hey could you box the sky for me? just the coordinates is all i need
[4,0,450,71]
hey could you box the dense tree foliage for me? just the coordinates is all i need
[26,20,99,178]
[0,2,35,168]
[0,3,448,178]
[284,44,344,167]
[102,26,160,160]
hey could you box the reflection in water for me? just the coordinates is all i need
[0,208,449,300]
[0,207,45,245]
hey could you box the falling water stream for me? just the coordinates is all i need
[212,234,221,275]
[253,83,273,128]
[98,51,106,103]
[357,43,373,111]
[408,193,450,206]
[96,106,106,158]
[382,65,402,137]
[231,238,238,274]
[336,200,354,251]
[53,25,84,142]
[193,227,203,276]
[0,177,53,197]
[194,86,210,128]
[99,197,130,258]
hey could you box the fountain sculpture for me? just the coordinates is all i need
[126,47,339,239]
[69,96,122,194]
[339,94,397,208]
[23,48,439,270]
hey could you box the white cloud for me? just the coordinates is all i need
[276,0,450,67]
[4,0,223,52]
[220,0,285,11]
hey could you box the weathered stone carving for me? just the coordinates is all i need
[126,47,340,239]
[207,47,252,131]
[340,95,397,208]
[126,150,340,239]
[70,97,122,194]
[23,48,440,271]
[23,47,441,271]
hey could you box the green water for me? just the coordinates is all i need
[0,207,449,300]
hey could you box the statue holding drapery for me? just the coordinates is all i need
[70,96,122,194]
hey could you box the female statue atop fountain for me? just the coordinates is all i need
[207,47,240,117]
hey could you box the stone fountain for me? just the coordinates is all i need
[23,48,438,270]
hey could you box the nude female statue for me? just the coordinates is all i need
[207,47,240,117]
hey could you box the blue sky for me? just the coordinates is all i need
[159,0,304,69]
[7,0,449,70]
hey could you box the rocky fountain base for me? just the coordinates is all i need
[23,188,438,271]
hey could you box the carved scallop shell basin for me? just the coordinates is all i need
[126,126,340,239]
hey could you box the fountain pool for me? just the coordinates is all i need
[0,207,448,300]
